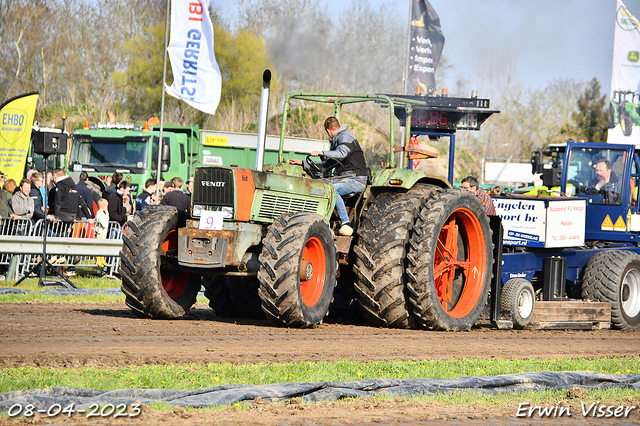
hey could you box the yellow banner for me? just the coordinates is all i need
[0,92,39,183]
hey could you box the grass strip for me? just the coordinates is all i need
[1,357,639,394]
[0,277,209,305]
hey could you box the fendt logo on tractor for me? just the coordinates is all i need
[201,181,226,187]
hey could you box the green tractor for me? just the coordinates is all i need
[610,90,640,136]
[120,75,499,331]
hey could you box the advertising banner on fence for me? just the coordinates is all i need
[608,0,640,144]
[0,92,39,183]
[166,0,222,115]
[405,0,445,96]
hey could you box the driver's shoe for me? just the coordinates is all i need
[338,224,353,236]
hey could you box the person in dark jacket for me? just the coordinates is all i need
[290,117,368,236]
[160,177,190,213]
[50,168,92,223]
[29,172,46,221]
[75,172,95,219]
[103,172,123,198]
[136,178,157,211]
[107,180,133,225]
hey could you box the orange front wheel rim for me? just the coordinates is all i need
[300,236,326,307]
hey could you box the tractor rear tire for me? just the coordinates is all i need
[202,276,237,318]
[406,188,493,331]
[353,184,438,328]
[257,213,337,327]
[500,278,535,329]
[582,250,640,331]
[120,206,201,319]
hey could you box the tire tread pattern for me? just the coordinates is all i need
[406,188,493,331]
[257,213,337,328]
[353,184,438,328]
[582,249,640,331]
[120,205,200,319]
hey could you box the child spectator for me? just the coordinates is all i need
[95,198,110,239]
[95,198,110,274]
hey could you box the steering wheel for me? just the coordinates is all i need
[305,155,324,179]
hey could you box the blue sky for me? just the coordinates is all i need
[215,0,640,94]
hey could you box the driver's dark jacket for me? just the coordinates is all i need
[586,171,623,204]
[303,125,368,184]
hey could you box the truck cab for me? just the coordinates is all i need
[68,123,196,194]
[535,140,640,243]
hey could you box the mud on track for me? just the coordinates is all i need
[2,302,639,368]
[2,302,640,425]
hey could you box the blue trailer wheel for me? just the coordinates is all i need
[583,250,640,331]
[500,278,535,329]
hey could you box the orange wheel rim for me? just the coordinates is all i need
[161,230,188,298]
[300,236,326,307]
[162,273,190,298]
[433,207,486,318]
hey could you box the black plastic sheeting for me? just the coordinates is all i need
[1,372,639,412]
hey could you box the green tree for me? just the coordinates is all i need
[562,77,608,142]
[112,22,166,121]
[112,21,275,128]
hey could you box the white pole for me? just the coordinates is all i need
[155,0,171,203]
[401,0,413,95]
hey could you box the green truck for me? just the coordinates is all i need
[67,123,327,196]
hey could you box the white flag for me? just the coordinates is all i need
[166,0,221,115]
[608,0,640,143]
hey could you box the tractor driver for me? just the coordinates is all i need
[586,158,623,204]
[290,117,368,237]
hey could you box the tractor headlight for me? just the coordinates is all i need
[192,204,205,217]
[220,206,234,219]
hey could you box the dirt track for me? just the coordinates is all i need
[2,302,640,425]
[2,302,639,369]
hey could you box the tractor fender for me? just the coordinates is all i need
[371,168,450,190]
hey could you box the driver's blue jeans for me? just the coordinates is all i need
[333,178,365,225]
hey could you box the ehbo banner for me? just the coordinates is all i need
[405,0,445,96]
[608,0,640,144]
[0,92,39,183]
[166,0,222,115]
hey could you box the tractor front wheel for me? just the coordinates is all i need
[120,206,201,319]
[257,213,337,327]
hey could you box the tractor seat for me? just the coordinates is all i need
[342,191,360,200]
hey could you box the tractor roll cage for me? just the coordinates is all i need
[278,93,498,170]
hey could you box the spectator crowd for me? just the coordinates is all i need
[0,166,194,278]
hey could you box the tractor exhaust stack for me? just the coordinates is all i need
[255,69,271,171]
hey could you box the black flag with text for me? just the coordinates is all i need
[406,0,445,96]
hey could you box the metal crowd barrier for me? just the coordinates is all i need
[0,218,124,280]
